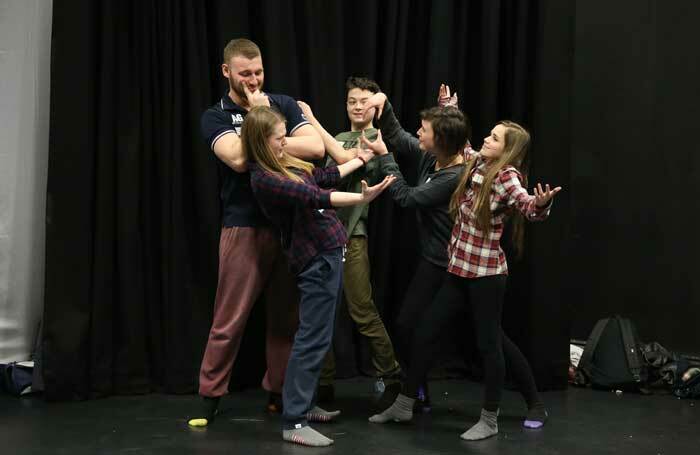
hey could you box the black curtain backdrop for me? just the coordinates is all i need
[567,0,700,354]
[44,0,578,401]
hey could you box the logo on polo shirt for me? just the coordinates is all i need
[230,113,244,135]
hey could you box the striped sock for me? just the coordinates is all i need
[283,426,334,447]
[306,406,341,422]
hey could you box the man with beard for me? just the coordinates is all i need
[189,38,324,427]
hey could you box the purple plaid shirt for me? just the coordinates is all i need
[249,163,348,275]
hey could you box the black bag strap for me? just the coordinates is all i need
[578,318,611,377]
[617,316,644,382]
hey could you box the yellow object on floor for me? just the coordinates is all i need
[188,418,209,427]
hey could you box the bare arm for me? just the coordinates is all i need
[336,157,365,178]
[284,123,325,160]
[213,132,246,173]
[241,88,324,160]
[335,136,380,178]
[297,101,357,164]
[213,123,322,173]
[329,175,396,207]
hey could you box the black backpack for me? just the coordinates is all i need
[576,315,648,392]
[0,362,33,396]
[671,359,700,399]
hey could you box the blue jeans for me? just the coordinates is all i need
[282,247,343,429]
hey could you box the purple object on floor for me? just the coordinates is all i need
[523,419,544,429]
[524,407,548,429]
[416,385,431,413]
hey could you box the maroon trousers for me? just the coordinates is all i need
[198,226,298,397]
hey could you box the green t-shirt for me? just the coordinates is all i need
[326,128,381,237]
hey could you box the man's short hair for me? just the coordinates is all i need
[346,76,381,95]
[223,38,261,63]
[420,106,472,156]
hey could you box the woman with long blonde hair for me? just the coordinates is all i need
[243,106,394,447]
[369,119,561,442]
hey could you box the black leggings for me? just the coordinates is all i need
[393,258,447,371]
[404,273,540,412]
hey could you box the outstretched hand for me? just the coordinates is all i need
[534,183,562,207]
[359,130,389,156]
[362,92,388,119]
[437,83,458,108]
[361,175,396,203]
[297,100,315,121]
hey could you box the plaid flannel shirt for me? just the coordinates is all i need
[249,163,347,275]
[447,148,551,278]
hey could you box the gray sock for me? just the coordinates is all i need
[283,425,334,447]
[369,393,415,423]
[460,409,498,441]
[306,406,341,422]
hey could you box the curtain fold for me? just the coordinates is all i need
[45,0,566,400]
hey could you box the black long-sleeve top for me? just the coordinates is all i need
[376,101,465,268]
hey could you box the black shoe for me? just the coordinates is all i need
[317,384,335,405]
[188,396,220,427]
[266,392,283,414]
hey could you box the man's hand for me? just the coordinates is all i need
[362,92,388,119]
[359,130,389,156]
[360,175,396,203]
[297,100,315,121]
[243,85,270,108]
[437,83,459,108]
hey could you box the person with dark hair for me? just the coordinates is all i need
[189,38,324,427]
[297,76,402,404]
[243,106,395,446]
[353,86,469,411]
[367,115,561,441]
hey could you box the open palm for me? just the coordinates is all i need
[361,175,396,203]
[437,83,459,108]
[534,183,562,207]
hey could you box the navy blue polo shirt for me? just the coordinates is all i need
[201,93,309,227]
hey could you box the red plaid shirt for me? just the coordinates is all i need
[447,149,551,278]
[249,163,347,275]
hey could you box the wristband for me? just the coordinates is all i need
[357,155,367,166]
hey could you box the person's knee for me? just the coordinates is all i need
[294,324,334,348]
[349,304,382,329]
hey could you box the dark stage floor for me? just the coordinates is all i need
[1,378,697,454]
